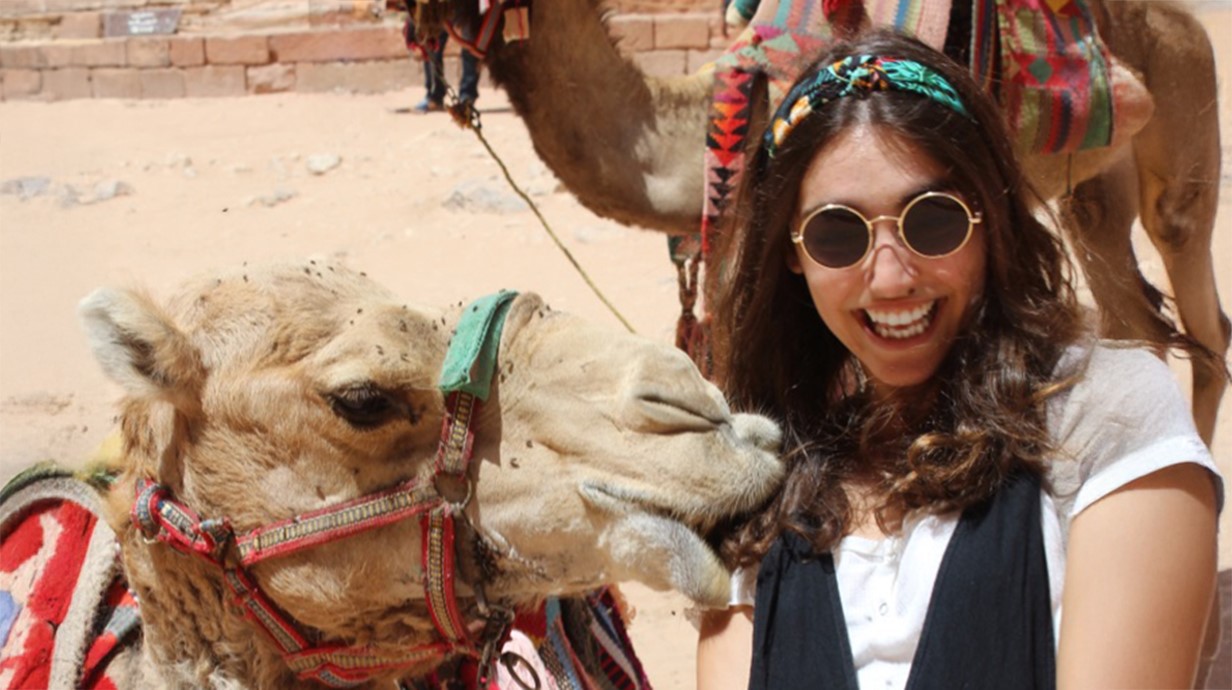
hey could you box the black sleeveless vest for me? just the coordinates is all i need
[748,473,1056,690]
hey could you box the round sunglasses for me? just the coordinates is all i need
[791,191,982,269]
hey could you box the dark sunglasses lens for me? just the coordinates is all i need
[803,208,869,267]
[902,195,971,257]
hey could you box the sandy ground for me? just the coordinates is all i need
[1,8,1230,688]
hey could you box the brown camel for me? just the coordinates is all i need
[54,260,783,688]
[422,0,1227,444]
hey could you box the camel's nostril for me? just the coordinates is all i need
[732,413,784,454]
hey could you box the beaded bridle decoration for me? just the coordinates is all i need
[131,290,524,688]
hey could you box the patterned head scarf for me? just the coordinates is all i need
[765,55,972,157]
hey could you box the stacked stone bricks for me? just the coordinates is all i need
[0,0,730,101]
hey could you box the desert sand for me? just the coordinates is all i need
[1,8,1229,688]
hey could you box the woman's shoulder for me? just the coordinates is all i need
[1045,339,1217,520]
[1052,339,1172,383]
[1047,339,1186,425]
[1048,338,1199,446]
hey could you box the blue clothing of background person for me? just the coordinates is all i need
[416,32,479,113]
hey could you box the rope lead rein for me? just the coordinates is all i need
[439,88,637,334]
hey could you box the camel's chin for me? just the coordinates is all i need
[580,483,733,607]
[658,515,734,608]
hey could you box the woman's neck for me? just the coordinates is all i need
[844,474,907,541]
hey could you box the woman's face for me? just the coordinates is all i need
[789,123,987,392]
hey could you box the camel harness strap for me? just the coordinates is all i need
[130,290,525,688]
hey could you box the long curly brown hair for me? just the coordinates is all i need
[711,31,1086,565]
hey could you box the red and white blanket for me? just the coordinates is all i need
[0,465,140,690]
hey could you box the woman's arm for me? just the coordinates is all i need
[697,606,755,690]
[1058,463,1218,689]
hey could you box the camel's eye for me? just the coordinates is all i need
[327,383,401,428]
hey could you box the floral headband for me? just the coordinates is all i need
[765,55,972,157]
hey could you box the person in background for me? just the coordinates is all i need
[398,9,480,114]
[697,29,1221,690]
[413,31,480,113]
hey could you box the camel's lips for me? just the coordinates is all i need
[579,481,720,534]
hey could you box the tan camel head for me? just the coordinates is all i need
[79,260,781,685]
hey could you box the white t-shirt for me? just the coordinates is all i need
[729,343,1222,690]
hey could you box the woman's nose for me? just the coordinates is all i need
[865,221,917,297]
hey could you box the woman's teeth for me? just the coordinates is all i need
[864,301,937,339]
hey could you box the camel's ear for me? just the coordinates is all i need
[497,292,546,350]
[79,287,205,413]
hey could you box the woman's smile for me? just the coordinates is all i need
[861,299,940,340]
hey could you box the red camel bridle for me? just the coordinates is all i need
[130,291,523,688]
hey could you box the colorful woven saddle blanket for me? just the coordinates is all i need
[716,0,1130,154]
[0,464,651,690]
[0,464,141,690]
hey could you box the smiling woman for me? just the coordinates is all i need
[699,30,1222,690]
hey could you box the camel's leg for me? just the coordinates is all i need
[1058,156,1171,344]
[1065,147,1228,449]
[1120,6,1228,446]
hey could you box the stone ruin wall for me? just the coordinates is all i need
[0,0,730,100]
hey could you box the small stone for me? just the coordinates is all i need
[56,184,81,209]
[166,152,192,168]
[92,179,134,202]
[443,178,527,214]
[250,186,298,207]
[0,176,52,200]
[306,153,342,176]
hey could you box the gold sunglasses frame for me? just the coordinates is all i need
[791,191,983,269]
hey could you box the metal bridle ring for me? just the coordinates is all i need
[500,651,542,690]
[432,474,474,512]
[450,477,473,512]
